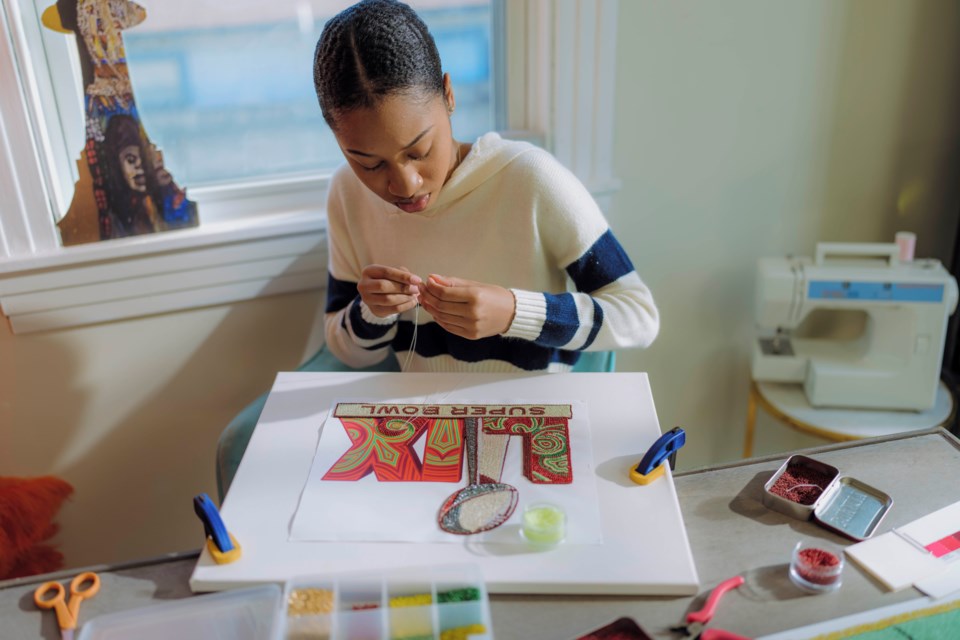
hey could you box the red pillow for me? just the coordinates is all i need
[0,476,74,579]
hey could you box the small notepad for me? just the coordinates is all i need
[847,500,960,592]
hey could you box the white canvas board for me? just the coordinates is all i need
[190,372,700,595]
[290,399,603,544]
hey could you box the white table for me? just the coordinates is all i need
[189,372,700,596]
[743,380,955,456]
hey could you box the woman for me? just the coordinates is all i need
[315,0,658,372]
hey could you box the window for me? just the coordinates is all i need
[0,0,620,333]
[123,1,494,187]
[9,0,495,227]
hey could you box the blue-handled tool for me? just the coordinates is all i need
[630,427,686,485]
[193,493,241,564]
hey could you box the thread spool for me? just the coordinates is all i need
[895,231,916,262]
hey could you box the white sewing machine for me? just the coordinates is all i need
[752,242,958,411]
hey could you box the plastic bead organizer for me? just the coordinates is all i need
[279,564,492,640]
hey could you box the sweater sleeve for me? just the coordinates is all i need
[500,153,659,351]
[323,171,398,368]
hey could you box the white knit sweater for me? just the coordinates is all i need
[324,132,659,372]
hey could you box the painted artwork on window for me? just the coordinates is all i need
[43,0,198,246]
[289,401,604,545]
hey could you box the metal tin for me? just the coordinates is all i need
[813,476,893,541]
[762,454,840,520]
[762,454,893,541]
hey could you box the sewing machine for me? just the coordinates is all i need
[752,242,958,411]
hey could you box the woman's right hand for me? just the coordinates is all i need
[358,265,422,317]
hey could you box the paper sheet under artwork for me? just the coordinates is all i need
[289,399,604,544]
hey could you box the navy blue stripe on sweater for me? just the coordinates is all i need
[583,298,604,349]
[326,274,359,313]
[566,229,635,293]
[348,298,394,341]
[538,293,605,349]
[394,321,580,370]
[540,293,580,347]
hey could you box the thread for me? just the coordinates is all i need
[400,302,420,373]
[895,231,916,262]
[784,483,823,496]
[390,302,472,456]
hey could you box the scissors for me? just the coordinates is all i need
[33,571,101,640]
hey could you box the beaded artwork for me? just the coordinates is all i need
[437,417,519,535]
[483,415,573,484]
[322,404,573,485]
[477,432,510,484]
[290,400,602,544]
[321,416,463,482]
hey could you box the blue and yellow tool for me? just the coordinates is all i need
[630,426,686,485]
[193,493,241,564]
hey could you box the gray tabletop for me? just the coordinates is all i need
[3,428,957,639]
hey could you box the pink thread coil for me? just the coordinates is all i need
[895,231,916,262]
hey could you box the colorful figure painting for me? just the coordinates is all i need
[43,0,198,245]
[290,400,604,544]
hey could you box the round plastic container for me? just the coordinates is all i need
[789,540,844,593]
[521,503,566,546]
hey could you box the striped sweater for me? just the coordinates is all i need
[324,132,659,372]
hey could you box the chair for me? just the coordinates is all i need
[215,348,616,501]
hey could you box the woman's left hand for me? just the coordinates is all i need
[419,274,516,340]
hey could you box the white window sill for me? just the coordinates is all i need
[0,172,620,335]
[0,210,326,334]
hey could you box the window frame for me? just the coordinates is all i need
[0,0,620,334]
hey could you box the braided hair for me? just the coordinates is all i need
[313,0,445,129]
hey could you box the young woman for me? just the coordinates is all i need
[314,0,658,372]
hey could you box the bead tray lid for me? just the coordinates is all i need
[812,475,894,541]
[78,585,281,640]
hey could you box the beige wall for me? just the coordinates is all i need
[0,291,323,568]
[1,0,958,571]
[612,0,960,467]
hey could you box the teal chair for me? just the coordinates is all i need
[215,347,615,500]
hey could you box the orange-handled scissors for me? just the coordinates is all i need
[34,571,101,640]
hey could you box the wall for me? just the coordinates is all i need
[0,290,323,568]
[612,0,960,468]
[1,0,959,571]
